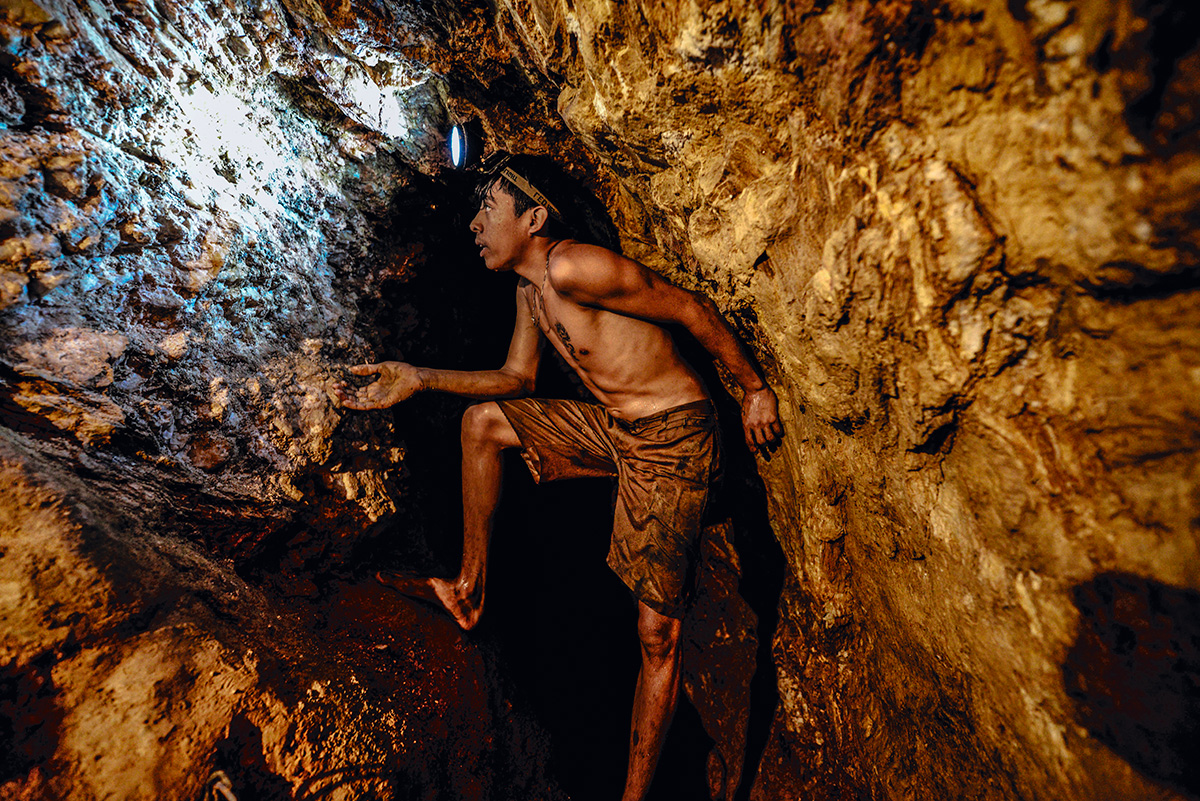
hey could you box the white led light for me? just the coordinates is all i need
[450,124,464,168]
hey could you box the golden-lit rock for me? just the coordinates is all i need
[14,328,127,388]
[1,0,1197,799]
[9,378,125,446]
[0,438,557,801]
[490,0,1200,797]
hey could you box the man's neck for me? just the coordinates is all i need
[512,237,562,284]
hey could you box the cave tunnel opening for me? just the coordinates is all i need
[267,163,789,801]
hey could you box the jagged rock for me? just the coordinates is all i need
[14,328,126,388]
[0,434,564,801]
[0,0,1197,799]
[489,0,1200,798]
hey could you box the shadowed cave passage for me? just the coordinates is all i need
[360,311,786,801]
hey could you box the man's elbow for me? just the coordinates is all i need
[679,291,721,330]
[500,368,536,398]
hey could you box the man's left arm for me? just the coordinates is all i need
[554,245,784,453]
[675,291,784,453]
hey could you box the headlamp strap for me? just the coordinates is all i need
[500,166,564,221]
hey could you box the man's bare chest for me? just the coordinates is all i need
[528,282,597,364]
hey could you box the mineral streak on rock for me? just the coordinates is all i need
[1,0,1199,799]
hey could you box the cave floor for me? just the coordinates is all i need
[247,576,570,801]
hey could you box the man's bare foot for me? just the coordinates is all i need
[375,571,483,630]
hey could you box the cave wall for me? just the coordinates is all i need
[0,1,582,798]
[2,0,1199,799]
[0,0,611,554]
[489,1,1200,799]
[0,0,437,545]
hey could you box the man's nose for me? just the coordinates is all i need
[469,211,483,233]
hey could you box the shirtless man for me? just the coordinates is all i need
[336,155,782,801]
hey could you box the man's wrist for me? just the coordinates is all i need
[414,367,431,393]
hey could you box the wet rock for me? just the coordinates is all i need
[0,77,26,127]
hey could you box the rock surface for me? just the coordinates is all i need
[0,0,578,798]
[2,0,1199,800]
[0,431,563,800]
[489,1,1200,799]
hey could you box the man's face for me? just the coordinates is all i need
[469,181,528,272]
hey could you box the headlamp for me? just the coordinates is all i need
[447,119,484,169]
[450,124,466,168]
[471,151,563,221]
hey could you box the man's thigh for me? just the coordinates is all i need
[495,398,618,483]
[608,402,719,619]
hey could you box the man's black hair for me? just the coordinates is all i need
[474,154,622,253]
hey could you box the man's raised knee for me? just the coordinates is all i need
[462,402,518,449]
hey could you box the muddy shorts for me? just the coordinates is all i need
[496,397,720,619]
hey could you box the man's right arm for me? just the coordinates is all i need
[335,287,542,410]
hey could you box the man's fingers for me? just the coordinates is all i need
[343,397,383,411]
[757,428,771,449]
[743,386,783,454]
[335,383,377,410]
[349,363,381,376]
[744,420,783,456]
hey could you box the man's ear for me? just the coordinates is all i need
[527,206,550,236]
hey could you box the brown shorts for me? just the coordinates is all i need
[496,397,720,619]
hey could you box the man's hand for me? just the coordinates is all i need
[742,386,784,455]
[334,361,422,410]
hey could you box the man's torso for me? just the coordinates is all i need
[521,266,708,419]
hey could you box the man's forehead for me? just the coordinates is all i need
[483,180,513,205]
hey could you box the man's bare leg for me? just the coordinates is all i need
[622,601,683,801]
[378,401,519,630]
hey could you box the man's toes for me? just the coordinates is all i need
[376,571,442,606]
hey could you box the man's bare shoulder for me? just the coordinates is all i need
[547,241,642,300]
